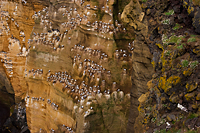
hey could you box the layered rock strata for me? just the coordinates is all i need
[1,0,134,132]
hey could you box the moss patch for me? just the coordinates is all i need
[173,23,183,30]
[164,9,174,16]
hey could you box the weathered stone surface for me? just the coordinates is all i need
[196,93,200,100]
[3,0,200,132]
[122,0,200,132]
[121,0,154,132]
[1,0,133,132]
[121,0,148,36]
[193,10,200,33]
[138,93,149,103]
[185,92,196,101]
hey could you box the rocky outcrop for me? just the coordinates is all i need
[0,0,134,132]
[75,91,130,133]
[4,0,200,132]
[121,0,200,132]
[121,0,154,132]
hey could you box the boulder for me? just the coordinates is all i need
[138,93,149,103]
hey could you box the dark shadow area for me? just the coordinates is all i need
[0,88,15,132]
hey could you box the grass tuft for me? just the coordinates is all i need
[187,37,196,43]
[164,9,174,16]
[190,61,199,69]
[173,23,182,30]
[182,60,189,67]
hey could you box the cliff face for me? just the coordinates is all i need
[0,0,35,101]
[121,0,154,132]
[1,0,134,132]
[121,0,200,132]
[3,0,200,132]
[25,0,132,132]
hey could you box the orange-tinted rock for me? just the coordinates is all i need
[185,92,196,101]
[196,93,200,100]
[138,93,149,103]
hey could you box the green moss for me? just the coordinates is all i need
[155,129,167,133]
[182,60,189,67]
[188,113,199,119]
[151,117,156,123]
[142,0,147,2]
[169,35,183,44]
[163,104,167,107]
[162,19,170,25]
[162,35,169,46]
[164,9,174,16]
[190,61,199,69]
[163,35,184,46]
[176,44,183,49]
[177,129,182,133]
[164,50,171,56]
[173,23,182,30]
[172,121,176,124]
[191,35,196,37]
[187,37,196,43]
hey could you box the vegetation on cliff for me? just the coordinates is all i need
[121,0,200,132]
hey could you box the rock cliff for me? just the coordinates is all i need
[121,0,200,132]
[121,0,154,132]
[1,0,133,132]
[2,0,200,132]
